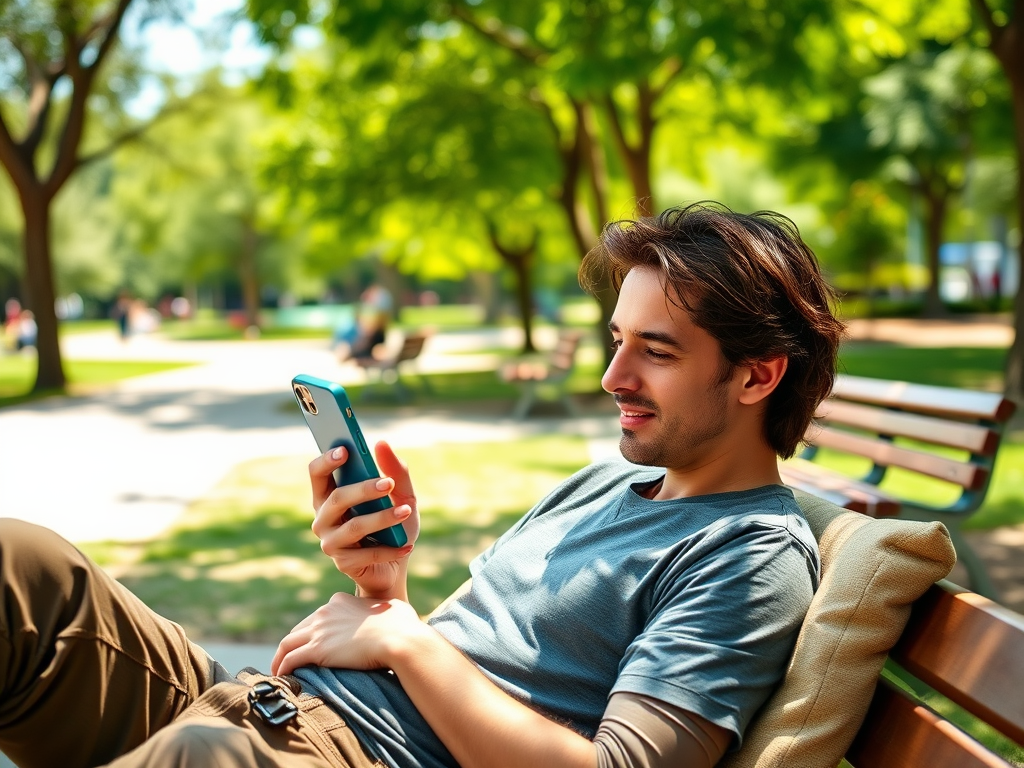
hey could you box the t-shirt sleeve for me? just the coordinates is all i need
[611,522,816,747]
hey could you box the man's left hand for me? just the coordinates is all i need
[270,592,427,676]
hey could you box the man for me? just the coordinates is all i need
[0,202,844,768]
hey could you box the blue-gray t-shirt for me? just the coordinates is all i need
[296,459,820,768]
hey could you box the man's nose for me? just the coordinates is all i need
[601,352,637,394]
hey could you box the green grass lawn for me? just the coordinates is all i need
[0,355,196,407]
[82,435,591,643]
[838,344,1008,392]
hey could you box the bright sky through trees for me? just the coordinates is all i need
[123,0,269,117]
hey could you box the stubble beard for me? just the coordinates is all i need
[618,380,731,468]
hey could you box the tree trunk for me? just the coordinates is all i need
[1003,81,1024,405]
[603,84,657,217]
[510,257,535,354]
[920,184,948,318]
[19,185,65,391]
[487,222,536,353]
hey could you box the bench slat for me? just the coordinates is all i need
[780,460,900,517]
[810,427,989,490]
[891,581,1024,746]
[816,400,1001,455]
[832,375,1016,423]
[847,678,1015,768]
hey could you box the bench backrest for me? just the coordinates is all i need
[847,580,1024,767]
[804,374,1016,516]
[548,330,583,374]
[394,333,428,364]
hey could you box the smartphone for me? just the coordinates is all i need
[291,374,408,548]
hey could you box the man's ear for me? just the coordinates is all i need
[736,356,788,405]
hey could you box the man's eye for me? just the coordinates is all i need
[646,349,671,360]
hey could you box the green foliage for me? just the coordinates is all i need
[863,44,1006,185]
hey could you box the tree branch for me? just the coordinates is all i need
[637,80,657,145]
[486,219,537,263]
[10,40,58,161]
[76,98,201,170]
[603,91,634,160]
[46,0,133,195]
[0,109,35,192]
[449,2,550,67]
[650,56,684,102]
[578,101,608,228]
[87,0,133,77]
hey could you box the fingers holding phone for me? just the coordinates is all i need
[310,443,419,546]
[305,446,413,598]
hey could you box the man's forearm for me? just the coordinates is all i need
[383,622,597,768]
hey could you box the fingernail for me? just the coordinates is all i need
[332,447,343,460]
[376,478,391,491]
[394,505,410,519]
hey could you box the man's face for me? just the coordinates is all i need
[602,267,738,470]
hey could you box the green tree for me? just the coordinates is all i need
[257,41,568,351]
[110,81,297,325]
[250,0,893,366]
[862,44,1004,316]
[0,0,182,390]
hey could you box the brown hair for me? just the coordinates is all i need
[580,201,846,459]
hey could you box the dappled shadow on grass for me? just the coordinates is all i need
[83,503,525,644]
[84,506,333,643]
[80,437,591,644]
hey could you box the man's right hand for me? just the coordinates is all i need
[308,440,419,601]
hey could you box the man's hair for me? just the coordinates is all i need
[580,201,846,459]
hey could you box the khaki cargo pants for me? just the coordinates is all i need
[0,519,381,768]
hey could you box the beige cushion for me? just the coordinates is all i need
[720,490,957,768]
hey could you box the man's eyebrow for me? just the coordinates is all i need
[608,321,685,350]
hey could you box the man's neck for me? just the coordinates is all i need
[651,449,783,501]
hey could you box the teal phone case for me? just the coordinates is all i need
[291,374,408,548]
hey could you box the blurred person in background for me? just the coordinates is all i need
[112,290,132,341]
[334,283,394,362]
[3,298,21,352]
[14,309,36,350]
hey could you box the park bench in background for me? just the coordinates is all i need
[500,328,584,420]
[780,374,1016,599]
[354,330,432,403]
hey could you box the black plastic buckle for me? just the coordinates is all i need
[248,681,299,726]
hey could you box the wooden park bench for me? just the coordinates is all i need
[725,491,1024,768]
[779,374,1016,599]
[846,579,1024,767]
[354,330,432,402]
[500,328,584,420]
